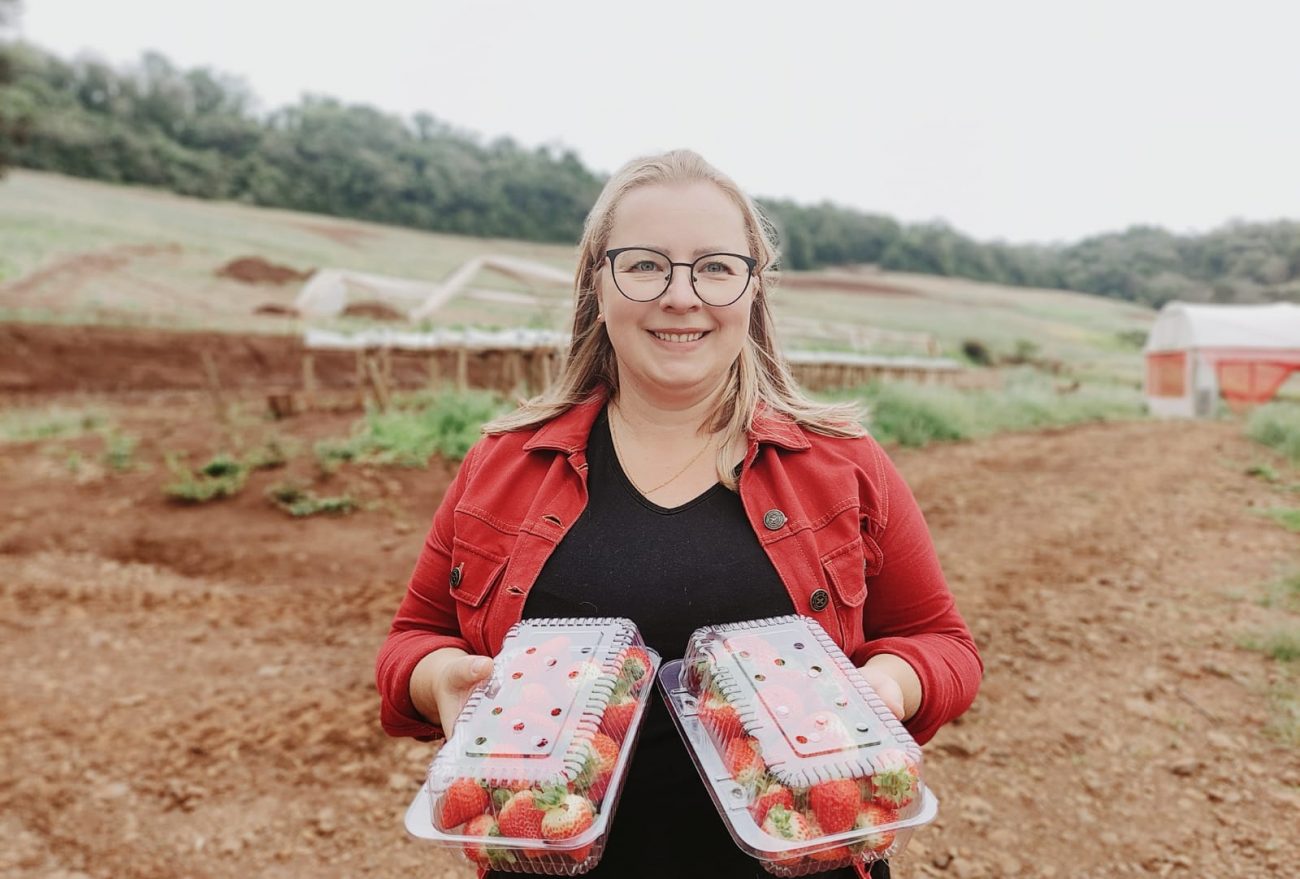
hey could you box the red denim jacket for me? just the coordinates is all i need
[376,391,982,747]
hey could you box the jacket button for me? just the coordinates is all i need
[449,563,463,589]
[762,509,787,531]
[810,588,830,612]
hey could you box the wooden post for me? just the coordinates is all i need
[355,350,367,408]
[301,353,317,410]
[426,351,442,389]
[540,347,554,388]
[199,351,229,425]
[456,347,469,391]
[365,355,392,412]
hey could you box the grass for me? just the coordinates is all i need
[1247,403,1300,466]
[266,482,357,517]
[822,368,1147,447]
[315,389,507,469]
[102,431,138,472]
[161,445,288,503]
[0,407,106,442]
[1262,508,1300,533]
[1241,569,1300,746]
[1259,571,1300,613]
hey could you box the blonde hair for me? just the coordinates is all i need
[484,148,864,489]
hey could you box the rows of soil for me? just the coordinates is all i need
[1,330,1298,878]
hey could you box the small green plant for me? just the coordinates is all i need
[1247,403,1300,465]
[1240,629,1300,663]
[245,436,294,471]
[1,407,105,442]
[164,453,248,503]
[315,390,506,468]
[1264,675,1300,746]
[1263,507,1300,533]
[103,432,138,472]
[1245,462,1280,483]
[1259,571,1300,613]
[266,482,357,517]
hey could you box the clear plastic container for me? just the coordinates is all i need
[404,617,660,875]
[658,614,938,876]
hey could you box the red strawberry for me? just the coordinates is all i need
[538,789,597,862]
[618,646,653,693]
[724,737,767,790]
[851,803,898,856]
[803,814,852,864]
[462,814,517,869]
[870,748,920,810]
[436,778,489,829]
[598,690,637,743]
[698,692,744,745]
[751,780,795,825]
[760,803,811,868]
[809,779,860,834]
[497,788,546,843]
[572,732,620,804]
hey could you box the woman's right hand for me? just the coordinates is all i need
[410,647,495,733]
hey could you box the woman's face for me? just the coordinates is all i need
[596,180,756,404]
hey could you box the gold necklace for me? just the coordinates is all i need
[609,407,713,495]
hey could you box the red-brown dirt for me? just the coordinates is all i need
[215,257,313,286]
[0,328,1297,879]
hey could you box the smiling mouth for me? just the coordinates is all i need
[649,330,708,343]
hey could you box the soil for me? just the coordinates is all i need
[341,301,407,322]
[215,258,313,286]
[1,328,1297,879]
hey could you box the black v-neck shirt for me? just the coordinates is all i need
[486,409,878,878]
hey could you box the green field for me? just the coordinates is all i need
[0,170,1155,383]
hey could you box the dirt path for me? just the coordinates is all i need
[1,398,1296,878]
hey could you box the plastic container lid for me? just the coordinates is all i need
[659,614,937,876]
[405,617,660,875]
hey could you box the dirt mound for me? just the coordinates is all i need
[253,303,300,317]
[1,243,183,297]
[216,256,312,285]
[341,300,407,321]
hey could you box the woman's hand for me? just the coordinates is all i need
[410,647,495,733]
[858,653,922,722]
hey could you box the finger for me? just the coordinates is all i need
[446,655,494,692]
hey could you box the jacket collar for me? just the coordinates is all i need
[521,387,811,454]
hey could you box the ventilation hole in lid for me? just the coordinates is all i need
[795,735,808,744]
[535,738,549,748]
[580,647,592,654]
[512,721,525,732]
[491,707,503,716]
[550,708,562,717]
[754,673,766,682]
[511,671,523,680]
[835,697,849,708]
[738,650,751,659]
[545,657,558,667]
[793,642,805,650]
[774,658,786,666]
[525,647,537,654]
[856,722,871,733]
[809,665,823,677]
[474,736,487,746]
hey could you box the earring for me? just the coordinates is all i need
[596,312,604,322]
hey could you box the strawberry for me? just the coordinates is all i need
[698,691,744,745]
[617,646,653,693]
[809,779,860,834]
[803,814,852,864]
[572,732,620,804]
[462,813,517,869]
[869,748,920,810]
[436,777,489,829]
[497,788,546,845]
[760,804,812,868]
[724,736,767,791]
[851,803,898,856]
[535,785,596,862]
[598,690,637,743]
[562,658,604,691]
[751,780,795,825]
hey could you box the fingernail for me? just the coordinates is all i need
[471,657,491,676]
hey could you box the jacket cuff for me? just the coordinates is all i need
[852,635,973,746]
[376,630,473,740]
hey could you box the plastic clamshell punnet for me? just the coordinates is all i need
[657,615,938,877]
[405,617,660,875]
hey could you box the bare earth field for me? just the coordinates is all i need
[1,327,1298,879]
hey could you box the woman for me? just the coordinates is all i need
[376,149,982,878]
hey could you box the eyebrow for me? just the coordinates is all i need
[633,245,743,258]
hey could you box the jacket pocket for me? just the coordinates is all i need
[448,537,508,609]
[820,539,868,608]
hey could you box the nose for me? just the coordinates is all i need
[661,263,700,310]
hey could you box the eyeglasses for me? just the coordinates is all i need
[604,247,757,307]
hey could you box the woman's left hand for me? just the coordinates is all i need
[858,663,906,720]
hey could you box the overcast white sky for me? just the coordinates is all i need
[14,0,1300,244]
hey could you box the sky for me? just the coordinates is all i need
[13,0,1300,244]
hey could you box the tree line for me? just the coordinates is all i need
[2,40,1298,306]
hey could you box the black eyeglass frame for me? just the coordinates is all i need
[603,247,758,307]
